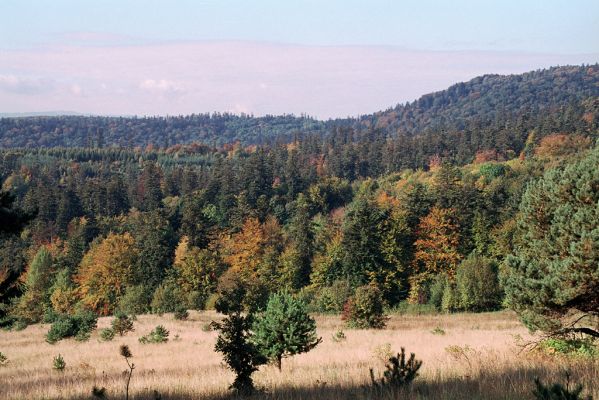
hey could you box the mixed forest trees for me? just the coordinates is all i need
[0,66,596,348]
[409,206,461,303]
[172,236,222,309]
[0,137,596,328]
[0,66,596,156]
[13,247,54,323]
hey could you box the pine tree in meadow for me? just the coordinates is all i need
[252,291,321,370]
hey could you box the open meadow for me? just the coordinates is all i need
[0,311,596,400]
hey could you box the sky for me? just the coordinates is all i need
[0,0,598,118]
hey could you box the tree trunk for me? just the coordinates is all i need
[276,355,282,371]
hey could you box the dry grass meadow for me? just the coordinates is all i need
[0,311,596,400]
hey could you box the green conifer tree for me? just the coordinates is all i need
[252,291,321,370]
[503,146,599,338]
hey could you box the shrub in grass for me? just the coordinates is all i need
[392,301,438,315]
[46,311,97,344]
[139,325,169,344]
[117,285,151,315]
[332,329,346,342]
[428,274,447,311]
[203,293,219,310]
[211,282,266,395]
[100,328,115,341]
[186,290,209,311]
[91,386,107,399]
[431,327,446,335]
[370,348,422,390]
[539,338,598,358]
[441,280,460,313]
[372,343,393,364]
[111,312,134,336]
[53,354,66,371]
[174,307,189,321]
[455,254,502,312]
[12,320,27,331]
[342,284,387,329]
[43,308,60,324]
[533,372,591,400]
[151,281,186,314]
[0,352,7,366]
[311,280,352,313]
[251,291,321,370]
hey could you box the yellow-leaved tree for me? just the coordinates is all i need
[76,232,138,315]
[13,246,55,323]
[173,236,222,308]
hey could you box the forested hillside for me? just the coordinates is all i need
[360,64,599,135]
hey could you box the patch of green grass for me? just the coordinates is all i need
[431,327,446,335]
[539,338,598,358]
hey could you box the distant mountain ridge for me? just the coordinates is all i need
[0,64,597,148]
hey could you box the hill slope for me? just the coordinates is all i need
[357,64,599,135]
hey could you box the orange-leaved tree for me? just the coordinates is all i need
[220,216,284,282]
[221,217,265,280]
[409,207,462,303]
[217,216,285,310]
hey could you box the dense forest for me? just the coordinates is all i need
[0,113,331,148]
[0,65,597,334]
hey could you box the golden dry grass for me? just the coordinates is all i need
[0,311,596,400]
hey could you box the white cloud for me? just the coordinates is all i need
[229,103,251,114]
[0,74,54,95]
[70,84,82,96]
[139,79,184,94]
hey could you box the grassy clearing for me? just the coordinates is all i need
[0,311,596,399]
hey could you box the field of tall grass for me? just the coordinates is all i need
[0,311,596,399]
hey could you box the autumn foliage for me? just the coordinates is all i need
[409,207,462,303]
[414,207,461,277]
[534,133,592,158]
[76,233,138,315]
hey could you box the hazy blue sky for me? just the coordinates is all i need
[1,1,598,117]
